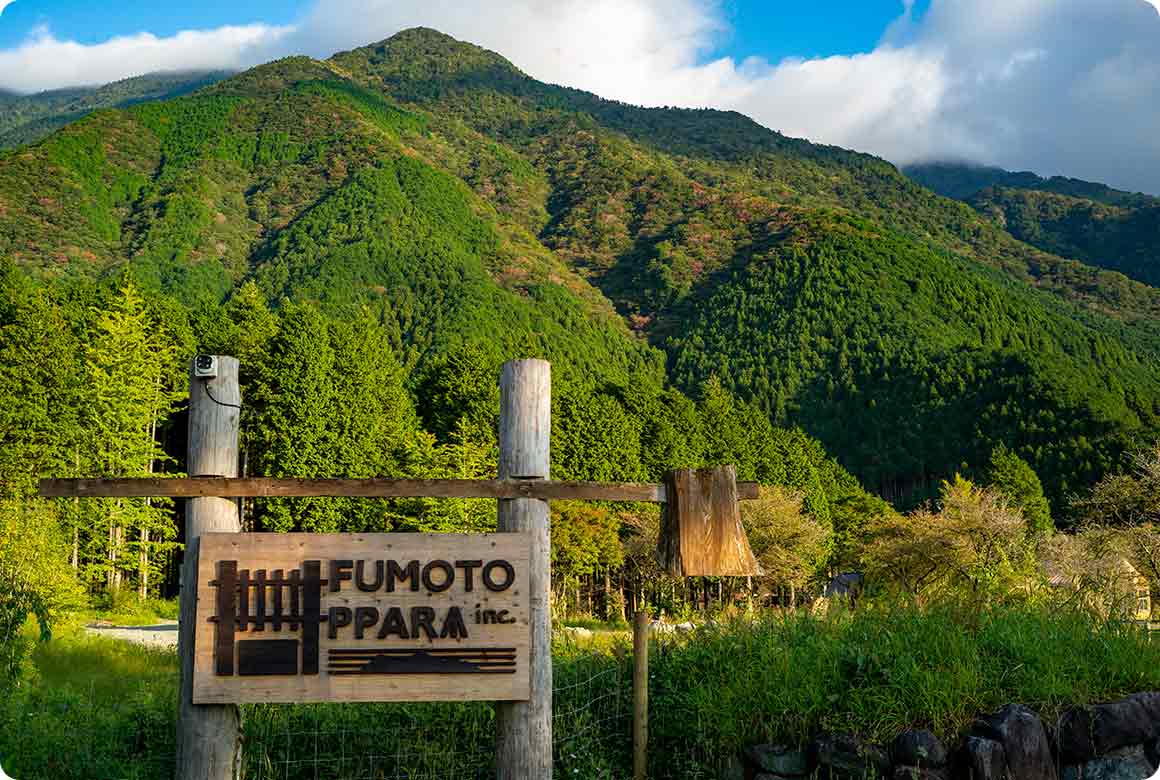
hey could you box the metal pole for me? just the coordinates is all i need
[495,359,553,779]
[176,356,242,780]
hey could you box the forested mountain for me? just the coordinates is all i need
[0,70,230,150]
[4,25,1160,564]
[903,162,1156,207]
[905,162,1160,288]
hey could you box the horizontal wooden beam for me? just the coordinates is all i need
[38,477,761,502]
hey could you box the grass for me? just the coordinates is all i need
[85,595,180,626]
[0,623,178,779]
[646,599,1160,776]
[1,599,1158,779]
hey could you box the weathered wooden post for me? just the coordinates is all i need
[495,359,553,779]
[176,356,242,780]
[632,609,650,780]
[657,466,760,577]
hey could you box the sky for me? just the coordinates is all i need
[1,0,1158,195]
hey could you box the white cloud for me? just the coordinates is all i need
[1,0,1159,192]
[279,0,1160,193]
[0,23,290,93]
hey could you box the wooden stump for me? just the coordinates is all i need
[657,465,759,577]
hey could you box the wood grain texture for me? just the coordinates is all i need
[38,476,763,501]
[496,360,553,780]
[632,610,649,780]
[657,466,761,576]
[177,356,241,780]
[193,533,532,704]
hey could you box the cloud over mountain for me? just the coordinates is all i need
[1,0,1158,193]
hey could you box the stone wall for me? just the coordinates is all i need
[724,693,1160,780]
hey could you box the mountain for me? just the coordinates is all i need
[0,70,231,150]
[903,162,1156,207]
[905,162,1160,288]
[4,28,1160,511]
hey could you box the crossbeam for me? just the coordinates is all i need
[37,476,761,503]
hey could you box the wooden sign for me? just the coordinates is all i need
[657,466,760,577]
[193,532,531,704]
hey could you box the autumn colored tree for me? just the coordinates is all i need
[741,487,829,607]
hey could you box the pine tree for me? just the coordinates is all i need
[986,444,1054,541]
[81,280,179,595]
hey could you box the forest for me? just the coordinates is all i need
[906,161,1160,290]
[1,25,1160,634]
[6,26,1160,780]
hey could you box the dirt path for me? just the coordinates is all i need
[84,621,179,649]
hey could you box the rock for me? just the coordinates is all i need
[560,626,593,639]
[965,736,1008,780]
[893,767,949,780]
[892,730,948,768]
[813,733,890,780]
[1146,737,1159,770]
[748,744,810,775]
[973,704,1055,780]
[1057,693,1160,763]
[650,621,676,634]
[1061,745,1157,780]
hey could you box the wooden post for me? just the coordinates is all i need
[495,359,553,780]
[632,609,650,780]
[657,466,760,577]
[176,356,242,780]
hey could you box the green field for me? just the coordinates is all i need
[3,598,1158,779]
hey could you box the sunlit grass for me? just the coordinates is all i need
[2,600,1158,779]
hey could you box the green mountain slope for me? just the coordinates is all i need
[904,162,1160,289]
[904,161,1155,207]
[0,70,231,151]
[3,29,1160,512]
[968,188,1160,288]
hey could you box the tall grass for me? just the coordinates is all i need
[648,599,1160,775]
[1,600,1157,779]
[0,627,177,778]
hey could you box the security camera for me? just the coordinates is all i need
[194,355,219,379]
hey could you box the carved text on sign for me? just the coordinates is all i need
[194,533,531,704]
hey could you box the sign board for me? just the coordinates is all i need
[193,532,531,704]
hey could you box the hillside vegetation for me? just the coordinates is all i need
[906,161,1160,290]
[0,70,230,150]
[3,28,1160,519]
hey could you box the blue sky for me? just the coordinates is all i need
[718,0,930,63]
[0,1,308,48]
[0,0,928,63]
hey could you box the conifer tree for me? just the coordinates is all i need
[986,444,1054,541]
[81,281,179,595]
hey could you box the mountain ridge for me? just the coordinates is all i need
[3,27,1159,511]
[905,161,1160,290]
[0,69,232,150]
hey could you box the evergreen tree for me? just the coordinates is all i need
[986,444,1054,540]
[81,281,180,595]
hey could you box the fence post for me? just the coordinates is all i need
[633,609,649,780]
[176,356,242,780]
[496,359,553,779]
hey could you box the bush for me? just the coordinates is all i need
[2,599,1158,779]
[0,499,85,683]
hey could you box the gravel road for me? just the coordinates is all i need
[84,621,180,649]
